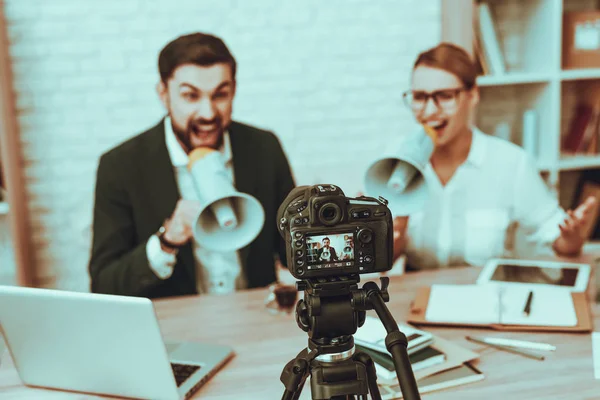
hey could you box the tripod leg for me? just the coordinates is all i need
[354,351,382,400]
[364,281,421,400]
[281,348,311,400]
[282,383,304,400]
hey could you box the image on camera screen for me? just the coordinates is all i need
[305,232,355,269]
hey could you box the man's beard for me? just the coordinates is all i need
[171,117,225,153]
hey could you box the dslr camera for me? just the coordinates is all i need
[277,184,393,279]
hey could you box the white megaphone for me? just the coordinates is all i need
[188,147,265,252]
[364,125,436,216]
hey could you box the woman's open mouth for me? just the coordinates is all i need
[427,120,448,136]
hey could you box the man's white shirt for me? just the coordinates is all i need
[145,117,247,294]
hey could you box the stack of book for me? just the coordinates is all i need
[353,316,484,398]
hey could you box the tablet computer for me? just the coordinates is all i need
[476,258,591,292]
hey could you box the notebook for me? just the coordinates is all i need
[379,363,484,399]
[356,344,445,380]
[373,334,481,385]
[354,316,434,356]
[424,284,577,327]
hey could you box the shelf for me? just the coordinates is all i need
[0,202,8,215]
[558,155,600,171]
[476,72,553,87]
[537,161,552,172]
[583,240,600,255]
[561,69,600,81]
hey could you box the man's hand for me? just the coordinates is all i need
[554,196,598,256]
[163,199,202,246]
[392,216,410,261]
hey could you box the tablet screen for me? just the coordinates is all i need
[490,264,579,287]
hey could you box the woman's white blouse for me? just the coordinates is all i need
[404,127,566,269]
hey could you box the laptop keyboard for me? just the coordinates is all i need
[171,363,201,387]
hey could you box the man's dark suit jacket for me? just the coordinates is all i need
[88,119,295,299]
[316,247,338,262]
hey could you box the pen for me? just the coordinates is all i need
[523,290,534,317]
[465,335,545,361]
[476,337,556,352]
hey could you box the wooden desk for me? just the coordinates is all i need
[1,267,599,399]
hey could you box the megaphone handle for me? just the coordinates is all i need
[211,198,238,230]
[388,162,417,193]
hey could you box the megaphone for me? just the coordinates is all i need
[188,147,265,252]
[364,125,436,216]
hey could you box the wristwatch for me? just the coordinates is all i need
[156,224,181,253]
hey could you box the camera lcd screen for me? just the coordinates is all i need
[490,264,579,287]
[305,232,355,269]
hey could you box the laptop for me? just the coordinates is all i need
[0,285,234,400]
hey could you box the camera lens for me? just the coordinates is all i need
[318,202,342,225]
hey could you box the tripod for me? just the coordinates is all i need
[279,275,421,400]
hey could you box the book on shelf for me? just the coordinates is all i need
[493,122,511,142]
[562,102,600,155]
[356,344,445,381]
[473,1,506,75]
[522,110,538,158]
[580,103,600,154]
[472,4,488,76]
[473,23,489,76]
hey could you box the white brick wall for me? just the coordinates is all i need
[2,0,440,291]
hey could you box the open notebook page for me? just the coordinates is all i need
[425,284,577,327]
[498,285,577,327]
[425,284,501,325]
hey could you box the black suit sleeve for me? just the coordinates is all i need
[271,134,296,267]
[88,153,163,296]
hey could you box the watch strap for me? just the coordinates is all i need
[156,224,181,251]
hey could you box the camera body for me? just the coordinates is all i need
[277,184,393,279]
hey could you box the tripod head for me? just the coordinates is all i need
[295,275,365,344]
[280,276,421,400]
[294,274,393,351]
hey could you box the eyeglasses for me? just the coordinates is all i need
[402,87,466,112]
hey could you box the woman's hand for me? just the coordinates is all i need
[553,196,598,256]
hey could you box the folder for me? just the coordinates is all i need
[407,286,593,333]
